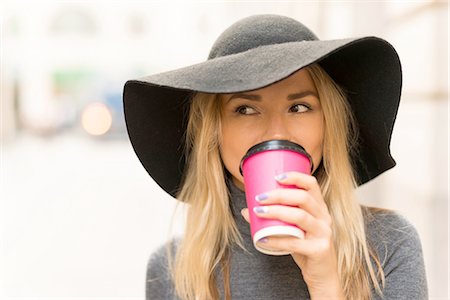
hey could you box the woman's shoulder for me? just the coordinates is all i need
[148,237,181,265]
[362,206,424,267]
[362,206,420,240]
[146,237,182,300]
[361,207,428,298]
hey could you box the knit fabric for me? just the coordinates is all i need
[146,182,428,299]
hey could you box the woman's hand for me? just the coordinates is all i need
[240,171,344,299]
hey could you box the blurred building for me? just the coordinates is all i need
[1,1,448,298]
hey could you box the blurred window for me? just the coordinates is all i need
[50,8,96,35]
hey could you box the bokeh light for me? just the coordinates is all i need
[81,102,112,136]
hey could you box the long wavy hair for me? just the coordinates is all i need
[167,63,384,299]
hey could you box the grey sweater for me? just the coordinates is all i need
[146,183,428,299]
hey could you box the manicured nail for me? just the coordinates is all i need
[258,237,268,243]
[275,173,288,181]
[255,193,268,201]
[254,206,269,214]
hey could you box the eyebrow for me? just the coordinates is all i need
[227,91,318,102]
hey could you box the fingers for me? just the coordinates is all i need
[276,171,318,189]
[256,172,331,225]
[256,188,325,220]
[253,205,331,237]
[276,172,325,207]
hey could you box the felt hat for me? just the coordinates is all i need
[123,14,402,197]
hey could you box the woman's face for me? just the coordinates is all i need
[220,68,324,190]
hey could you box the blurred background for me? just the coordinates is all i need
[1,1,448,299]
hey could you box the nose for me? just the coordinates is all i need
[261,114,291,141]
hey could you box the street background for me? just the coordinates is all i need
[1,1,448,299]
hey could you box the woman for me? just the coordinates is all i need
[123,14,427,300]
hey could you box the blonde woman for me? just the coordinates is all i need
[123,14,427,299]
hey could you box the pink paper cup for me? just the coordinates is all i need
[240,140,313,255]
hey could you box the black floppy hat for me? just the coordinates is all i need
[123,14,402,197]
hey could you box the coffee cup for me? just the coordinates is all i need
[240,139,313,255]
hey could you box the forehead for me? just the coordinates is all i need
[220,68,317,100]
[262,68,316,92]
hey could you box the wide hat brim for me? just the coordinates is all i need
[123,18,401,198]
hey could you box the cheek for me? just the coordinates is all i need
[310,119,325,172]
[220,123,247,178]
[310,143,324,173]
[291,117,324,172]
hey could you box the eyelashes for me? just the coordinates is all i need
[235,105,257,115]
[234,103,311,115]
[289,103,311,113]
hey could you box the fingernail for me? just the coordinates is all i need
[258,237,268,243]
[275,173,288,181]
[253,206,269,214]
[255,193,268,201]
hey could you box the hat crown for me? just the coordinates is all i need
[208,14,318,59]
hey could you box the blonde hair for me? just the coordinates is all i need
[168,64,384,299]
[307,64,384,298]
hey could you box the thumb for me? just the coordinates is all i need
[241,208,250,223]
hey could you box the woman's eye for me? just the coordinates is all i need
[289,104,310,113]
[235,105,257,115]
